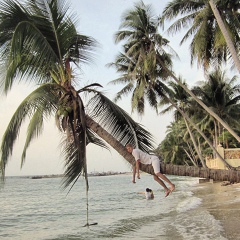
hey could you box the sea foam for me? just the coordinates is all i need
[176,195,202,213]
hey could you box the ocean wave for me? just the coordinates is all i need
[176,196,202,213]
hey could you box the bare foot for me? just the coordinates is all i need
[170,184,175,192]
[165,189,171,197]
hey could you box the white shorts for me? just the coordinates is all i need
[151,156,161,174]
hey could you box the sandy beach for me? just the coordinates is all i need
[193,181,240,240]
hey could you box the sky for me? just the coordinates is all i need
[0,0,208,176]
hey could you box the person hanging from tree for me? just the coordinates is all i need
[126,144,175,197]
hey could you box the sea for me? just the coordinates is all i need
[0,173,227,240]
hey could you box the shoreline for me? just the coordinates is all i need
[6,172,131,179]
[193,181,240,240]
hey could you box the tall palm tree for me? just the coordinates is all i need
[209,0,240,72]
[111,1,240,145]
[0,0,155,189]
[161,0,240,70]
[109,1,175,115]
[192,69,240,147]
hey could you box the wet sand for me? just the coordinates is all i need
[193,181,240,240]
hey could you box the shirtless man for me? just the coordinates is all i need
[126,144,175,197]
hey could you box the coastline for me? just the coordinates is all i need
[193,181,240,240]
[11,172,131,179]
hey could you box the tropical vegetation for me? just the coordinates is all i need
[0,0,155,191]
[158,69,240,166]
[109,0,240,169]
[161,0,240,70]
[1,0,240,191]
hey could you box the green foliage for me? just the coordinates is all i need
[159,69,240,166]
[161,0,240,69]
[156,121,192,165]
[109,1,175,115]
[0,0,156,192]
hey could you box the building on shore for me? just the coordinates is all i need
[206,145,240,170]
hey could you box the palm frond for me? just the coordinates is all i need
[61,138,84,191]
[0,83,58,175]
[86,128,109,149]
[0,0,97,93]
[113,82,135,103]
[87,91,155,152]
[60,121,109,191]
[61,103,87,190]
[162,0,204,20]
[7,20,60,86]
[21,107,44,166]
[165,12,198,36]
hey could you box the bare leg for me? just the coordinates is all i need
[156,172,175,192]
[153,175,171,197]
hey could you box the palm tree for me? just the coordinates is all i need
[109,18,226,167]
[161,0,240,70]
[192,69,240,148]
[0,0,155,190]
[107,52,172,115]
[111,1,240,146]
[159,79,207,167]
[158,121,189,165]
[108,1,175,115]
[209,0,240,72]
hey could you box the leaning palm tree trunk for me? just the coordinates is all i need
[183,147,198,166]
[164,96,233,169]
[209,0,240,73]
[86,114,240,183]
[86,95,233,171]
[85,115,155,174]
[157,56,240,143]
[183,117,206,168]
